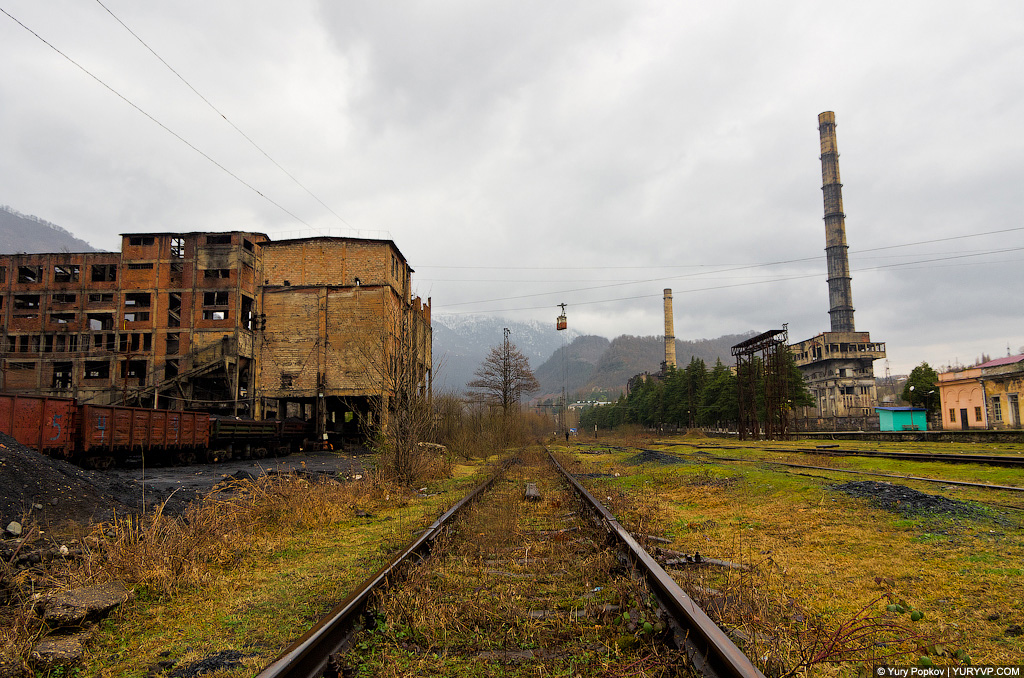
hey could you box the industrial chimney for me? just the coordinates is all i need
[818,111,856,332]
[663,288,676,370]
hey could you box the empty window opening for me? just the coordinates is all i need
[52,293,76,304]
[206,234,232,245]
[167,293,182,328]
[128,236,155,246]
[170,237,185,258]
[14,295,40,309]
[8,361,35,371]
[88,313,115,331]
[50,312,76,324]
[243,238,254,252]
[202,310,229,320]
[91,264,117,282]
[53,265,80,283]
[203,268,232,279]
[17,266,42,283]
[120,360,147,384]
[165,359,180,379]
[123,312,150,322]
[203,291,229,306]
[124,292,152,307]
[165,333,181,355]
[88,293,114,304]
[52,362,73,389]
[84,361,110,380]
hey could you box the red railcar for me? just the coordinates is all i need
[79,404,210,463]
[0,393,77,458]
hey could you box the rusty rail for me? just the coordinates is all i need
[255,458,512,678]
[547,450,766,678]
[257,450,764,678]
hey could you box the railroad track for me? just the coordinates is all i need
[257,447,764,678]
[654,440,1024,468]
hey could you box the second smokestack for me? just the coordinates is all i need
[663,288,676,370]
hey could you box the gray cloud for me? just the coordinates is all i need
[0,0,1020,373]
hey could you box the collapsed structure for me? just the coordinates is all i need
[0,232,431,447]
[790,112,885,430]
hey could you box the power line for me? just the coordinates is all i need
[417,227,1024,271]
[93,0,353,232]
[435,246,1024,314]
[0,5,314,229]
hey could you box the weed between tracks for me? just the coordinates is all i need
[338,448,690,677]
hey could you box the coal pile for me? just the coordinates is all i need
[626,449,688,465]
[0,433,143,530]
[834,480,984,518]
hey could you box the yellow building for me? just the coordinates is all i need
[938,354,1023,430]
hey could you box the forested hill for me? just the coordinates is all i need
[534,331,756,401]
[0,205,99,253]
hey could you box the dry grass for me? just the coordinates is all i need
[0,466,484,678]
[576,435,1024,673]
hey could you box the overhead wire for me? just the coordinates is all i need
[92,0,353,232]
[434,245,1024,314]
[0,5,315,230]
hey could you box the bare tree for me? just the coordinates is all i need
[467,330,540,416]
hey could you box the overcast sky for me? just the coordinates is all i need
[1,1,1021,374]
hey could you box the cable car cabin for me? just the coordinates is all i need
[556,315,567,331]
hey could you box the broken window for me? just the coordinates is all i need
[53,264,80,283]
[0,267,5,283]
[170,237,185,258]
[50,312,76,324]
[127,263,154,270]
[91,264,117,282]
[17,266,42,283]
[88,293,114,304]
[52,293,76,304]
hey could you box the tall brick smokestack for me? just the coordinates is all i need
[663,288,676,370]
[818,111,855,332]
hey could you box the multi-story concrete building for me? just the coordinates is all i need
[0,232,431,446]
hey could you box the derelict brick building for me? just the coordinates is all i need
[0,231,431,445]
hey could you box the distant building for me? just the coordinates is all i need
[938,354,1023,430]
[875,406,928,432]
